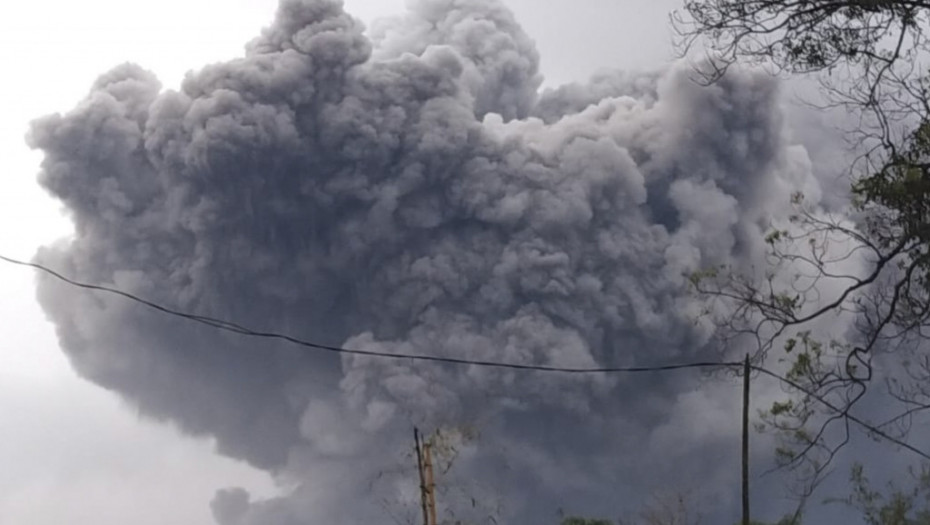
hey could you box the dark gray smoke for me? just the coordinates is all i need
[28,0,824,522]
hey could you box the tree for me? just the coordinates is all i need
[374,425,498,525]
[555,491,703,525]
[674,1,930,75]
[830,462,930,525]
[675,0,930,502]
[617,491,704,525]
[673,0,930,152]
[561,518,614,525]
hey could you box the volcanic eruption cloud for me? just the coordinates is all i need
[29,0,827,523]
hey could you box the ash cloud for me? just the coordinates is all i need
[28,0,823,522]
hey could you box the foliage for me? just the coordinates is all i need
[558,464,930,525]
[749,518,801,525]
[562,518,614,525]
[374,424,498,525]
[617,491,704,525]
[675,0,930,75]
[673,0,930,149]
[829,463,930,525]
[678,0,930,502]
[688,122,930,497]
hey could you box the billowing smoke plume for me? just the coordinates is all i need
[28,0,823,522]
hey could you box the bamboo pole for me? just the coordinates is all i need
[414,428,430,525]
[424,441,438,525]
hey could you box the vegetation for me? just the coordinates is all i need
[833,463,930,525]
[561,518,615,525]
[676,0,930,508]
[394,4,930,521]
[562,463,930,525]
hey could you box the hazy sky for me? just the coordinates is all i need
[0,1,682,524]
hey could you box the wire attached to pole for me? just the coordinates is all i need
[4,252,930,465]
[0,253,742,374]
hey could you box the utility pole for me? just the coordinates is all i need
[414,427,430,525]
[742,353,751,525]
[423,440,438,525]
[414,427,438,525]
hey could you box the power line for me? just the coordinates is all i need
[0,253,741,374]
[4,252,930,462]
[750,366,930,462]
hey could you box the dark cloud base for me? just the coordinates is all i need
[28,0,822,523]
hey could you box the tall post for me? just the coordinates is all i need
[423,441,438,525]
[414,428,430,525]
[742,354,751,525]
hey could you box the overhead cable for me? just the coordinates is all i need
[4,252,928,461]
[0,254,741,374]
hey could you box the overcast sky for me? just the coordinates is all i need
[0,2,684,524]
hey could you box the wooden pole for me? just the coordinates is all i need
[742,354,751,525]
[414,428,430,525]
[424,442,438,525]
